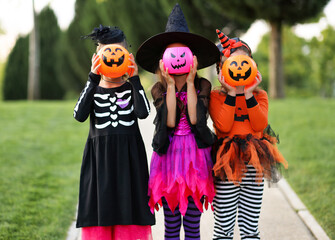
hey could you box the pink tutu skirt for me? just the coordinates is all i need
[82,225,152,240]
[148,133,215,216]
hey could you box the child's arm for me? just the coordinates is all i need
[166,84,176,128]
[151,82,171,154]
[73,54,101,122]
[245,71,268,131]
[186,56,198,125]
[246,90,268,132]
[209,69,236,133]
[209,91,235,133]
[128,75,150,119]
[160,60,176,128]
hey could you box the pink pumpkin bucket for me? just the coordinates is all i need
[162,46,193,74]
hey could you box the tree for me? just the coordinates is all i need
[102,0,167,52]
[62,0,251,94]
[61,0,103,93]
[38,6,65,99]
[253,27,313,96]
[102,0,250,50]
[28,0,40,100]
[309,25,335,97]
[208,0,329,98]
[3,36,29,100]
[159,0,250,42]
[3,6,65,100]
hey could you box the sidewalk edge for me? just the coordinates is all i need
[66,219,80,240]
[66,205,80,240]
[278,179,330,240]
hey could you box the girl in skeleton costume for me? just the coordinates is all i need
[136,4,220,240]
[209,29,288,240]
[74,25,155,240]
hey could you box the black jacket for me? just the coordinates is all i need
[152,78,216,155]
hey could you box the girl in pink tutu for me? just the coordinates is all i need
[136,4,220,239]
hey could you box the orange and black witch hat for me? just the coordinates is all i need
[216,29,252,57]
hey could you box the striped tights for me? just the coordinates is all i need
[162,197,202,240]
[213,166,264,240]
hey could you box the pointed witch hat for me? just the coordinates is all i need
[136,4,220,73]
[216,29,252,57]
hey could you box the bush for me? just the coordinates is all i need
[3,35,29,100]
[38,6,65,99]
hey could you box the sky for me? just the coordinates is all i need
[0,0,76,61]
[241,0,335,50]
[0,0,335,61]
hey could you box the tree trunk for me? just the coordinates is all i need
[269,20,285,99]
[28,0,40,100]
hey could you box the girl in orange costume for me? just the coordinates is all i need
[209,29,288,240]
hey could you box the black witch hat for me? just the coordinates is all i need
[136,4,220,73]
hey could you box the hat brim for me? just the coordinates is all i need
[136,32,220,73]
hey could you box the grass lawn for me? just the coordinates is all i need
[0,98,334,239]
[0,101,87,239]
[268,98,335,239]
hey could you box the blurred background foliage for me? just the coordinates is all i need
[0,1,334,238]
[1,0,334,100]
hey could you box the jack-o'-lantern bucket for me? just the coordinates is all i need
[221,55,257,86]
[162,46,193,75]
[98,44,131,78]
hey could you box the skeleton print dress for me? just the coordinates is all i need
[74,73,155,228]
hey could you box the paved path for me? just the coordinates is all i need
[67,106,329,240]
[140,109,317,240]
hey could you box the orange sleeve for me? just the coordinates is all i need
[209,90,235,133]
[247,90,268,132]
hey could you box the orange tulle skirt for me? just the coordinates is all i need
[213,133,288,184]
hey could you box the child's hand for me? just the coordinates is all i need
[91,53,101,75]
[128,53,138,76]
[186,55,198,84]
[244,70,262,97]
[218,69,236,96]
[160,59,175,86]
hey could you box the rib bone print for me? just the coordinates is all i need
[94,90,135,129]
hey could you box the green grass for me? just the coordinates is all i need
[268,98,335,239]
[0,98,334,239]
[0,101,87,240]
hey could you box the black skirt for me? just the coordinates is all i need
[76,133,155,227]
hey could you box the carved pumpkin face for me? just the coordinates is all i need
[162,46,193,74]
[221,55,257,86]
[98,44,131,78]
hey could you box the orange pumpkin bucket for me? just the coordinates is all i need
[98,44,131,78]
[221,55,257,87]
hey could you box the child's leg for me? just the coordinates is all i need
[238,165,264,240]
[162,197,182,240]
[183,196,201,240]
[212,180,240,240]
[81,226,113,240]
